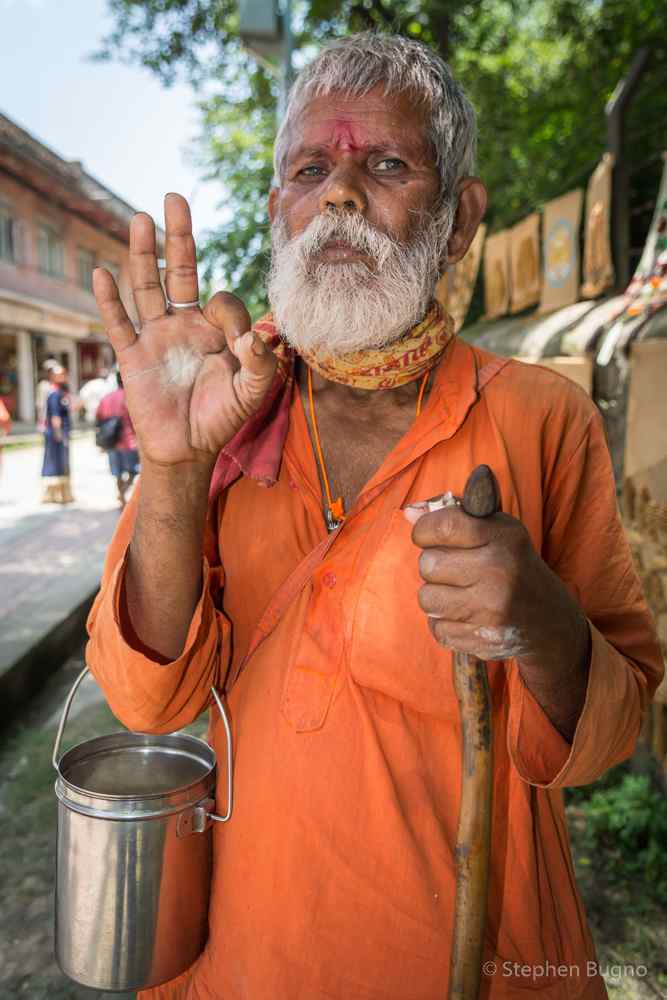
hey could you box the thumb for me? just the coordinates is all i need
[403,501,429,525]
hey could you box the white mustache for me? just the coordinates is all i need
[293,212,400,271]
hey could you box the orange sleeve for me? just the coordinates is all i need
[85,486,232,735]
[507,399,663,788]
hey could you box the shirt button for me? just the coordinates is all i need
[322,571,337,589]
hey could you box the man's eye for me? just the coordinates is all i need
[375,158,406,172]
[298,165,326,177]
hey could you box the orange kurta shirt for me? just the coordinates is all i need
[86,338,663,1000]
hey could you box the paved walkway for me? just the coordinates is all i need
[0,433,123,714]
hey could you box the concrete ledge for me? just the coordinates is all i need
[0,592,96,729]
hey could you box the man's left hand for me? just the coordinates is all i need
[405,504,590,679]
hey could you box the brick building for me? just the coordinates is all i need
[0,110,162,423]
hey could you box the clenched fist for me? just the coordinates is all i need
[404,500,590,679]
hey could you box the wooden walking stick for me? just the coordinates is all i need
[446,464,500,1000]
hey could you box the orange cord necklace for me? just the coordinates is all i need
[307,367,431,532]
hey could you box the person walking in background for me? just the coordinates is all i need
[41,366,74,504]
[35,358,59,429]
[0,394,11,481]
[79,366,114,424]
[96,371,140,508]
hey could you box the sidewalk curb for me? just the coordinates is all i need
[0,591,96,730]
[4,428,94,452]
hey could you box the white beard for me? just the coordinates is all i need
[267,205,453,358]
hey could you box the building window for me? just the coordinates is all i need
[0,205,17,262]
[77,247,96,291]
[37,223,64,277]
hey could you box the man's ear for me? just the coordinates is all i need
[446,178,488,265]
[268,187,279,224]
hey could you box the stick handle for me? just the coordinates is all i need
[462,464,500,519]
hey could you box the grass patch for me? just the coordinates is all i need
[565,763,667,997]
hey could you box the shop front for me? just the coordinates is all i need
[0,327,19,418]
[78,334,114,382]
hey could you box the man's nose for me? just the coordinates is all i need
[318,165,368,215]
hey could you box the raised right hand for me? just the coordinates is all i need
[92,192,277,468]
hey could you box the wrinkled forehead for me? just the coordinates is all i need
[283,87,433,163]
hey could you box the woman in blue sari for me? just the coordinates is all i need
[41,367,74,503]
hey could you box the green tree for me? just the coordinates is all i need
[98,0,666,316]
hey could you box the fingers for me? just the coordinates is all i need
[409,506,505,550]
[409,506,489,549]
[203,290,277,409]
[92,268,136,353]
[233,323,278,400]
[428,618,530,660]
[418,583,473,621]
[234,329,278,386]
[418,545,489,587]
[129,212,167,324]
[164,193,199,307]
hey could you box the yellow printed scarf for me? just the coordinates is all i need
[255,301,455,390]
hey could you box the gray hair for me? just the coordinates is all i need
[273,32,477,200]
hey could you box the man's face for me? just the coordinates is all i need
[272,86,441,249]
[267,87,454,358]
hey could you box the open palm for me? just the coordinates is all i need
[92,194,277,467]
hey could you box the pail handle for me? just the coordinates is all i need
[52,666,234,823]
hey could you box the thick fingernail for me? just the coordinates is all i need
[251,335,265,356]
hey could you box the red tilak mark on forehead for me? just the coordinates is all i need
[329,119,368,150]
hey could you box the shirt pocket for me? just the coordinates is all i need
[280,581,345,732]
[348,508,459,721]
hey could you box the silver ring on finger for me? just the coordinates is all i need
[167,298,200,310]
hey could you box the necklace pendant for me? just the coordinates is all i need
[325,496,345,532]
[325,507,343,532]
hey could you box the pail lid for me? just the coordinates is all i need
[55,732,216,820]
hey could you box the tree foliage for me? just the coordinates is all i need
[99,0,666,316]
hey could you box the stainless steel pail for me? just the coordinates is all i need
[53,667,233,992]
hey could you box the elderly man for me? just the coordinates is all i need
[88,33,661,1000]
